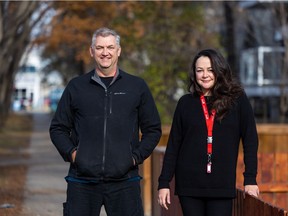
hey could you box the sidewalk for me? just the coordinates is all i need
[20,112,107,216]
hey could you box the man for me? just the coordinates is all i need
[50,27,162,216]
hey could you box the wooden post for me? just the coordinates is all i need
[142,156,152,216]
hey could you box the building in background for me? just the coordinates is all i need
[233,1,288,122]
[13,65,42,111]
[12,48,64,112]
[240,46,288,121]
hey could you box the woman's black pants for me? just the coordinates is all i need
[179,196,233,216]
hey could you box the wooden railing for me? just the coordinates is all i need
[140,124,288,216]
[147,143,288,216]
[150,147,288,216]
[237,124,288,210]
[233,189,288,216]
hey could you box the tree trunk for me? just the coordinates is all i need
[0,1,50,128]
[224,2,237,74]
[278,3,288,123]
[0,72,14,128]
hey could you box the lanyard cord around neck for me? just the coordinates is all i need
[200,94,216,173]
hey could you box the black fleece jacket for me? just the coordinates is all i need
[158,93,258,198]
[50,69,161,181]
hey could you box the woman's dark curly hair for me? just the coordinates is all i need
[188,49,244,121]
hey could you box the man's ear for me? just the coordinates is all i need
[117,47,121,57]
[89,47,94,57]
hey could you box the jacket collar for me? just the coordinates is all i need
[91,68,121,87]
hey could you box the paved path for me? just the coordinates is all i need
[20,112,107,216]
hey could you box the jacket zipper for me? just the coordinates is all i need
[102,88,108,177]
[91,72,118,178]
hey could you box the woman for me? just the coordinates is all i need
[158,49,259,216]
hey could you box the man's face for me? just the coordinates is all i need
[90,35,121,75]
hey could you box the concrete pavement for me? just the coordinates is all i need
[20,112,107,216]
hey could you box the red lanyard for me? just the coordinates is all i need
[200,95,216,173]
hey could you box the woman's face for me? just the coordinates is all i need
[195,56,215,96]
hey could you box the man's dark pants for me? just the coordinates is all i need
[64,180,144,216]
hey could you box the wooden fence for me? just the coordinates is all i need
[151,147,287,216]
[140,124,288,216]
[233,189,288,216]
[238,124,288,210]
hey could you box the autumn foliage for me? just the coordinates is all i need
[36,1,222,123]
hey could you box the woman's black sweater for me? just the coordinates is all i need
[158,93,258,198]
